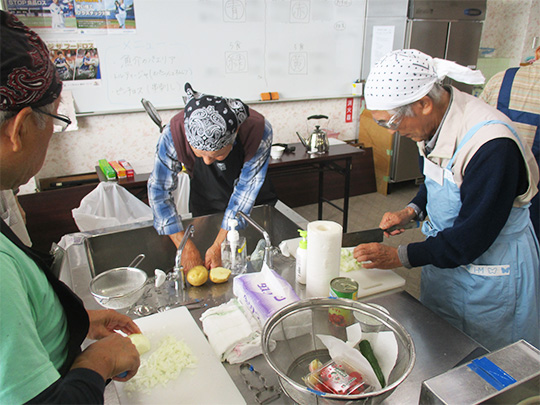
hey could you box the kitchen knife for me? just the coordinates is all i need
[342,221,420,247]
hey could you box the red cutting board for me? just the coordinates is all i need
[114,306,246,404]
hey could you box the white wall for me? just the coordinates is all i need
[480,0,539,65]
[26,96,363,193]
[19,0,539,194]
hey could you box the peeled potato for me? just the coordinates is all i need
[186,265,208,286]
[209,267,232,283]
[128,333,151,355]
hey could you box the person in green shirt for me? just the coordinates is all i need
[0,11,141,403]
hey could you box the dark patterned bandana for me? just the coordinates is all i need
[0,11,62,111]
[183,82,249,151]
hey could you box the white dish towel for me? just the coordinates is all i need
[200,298,269,364]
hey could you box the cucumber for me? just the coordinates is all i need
[359,339,386,388]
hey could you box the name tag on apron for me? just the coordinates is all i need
[465,264,511,277]
[423,158,444,186]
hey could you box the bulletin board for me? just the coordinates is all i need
[12,0,367,114]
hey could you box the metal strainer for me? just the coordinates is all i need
[89,256,148,310]
[261,297,416,404]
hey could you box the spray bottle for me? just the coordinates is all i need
[296,229,308,284]
[221,218,247,275]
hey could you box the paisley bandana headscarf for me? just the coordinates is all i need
[364,49,485,111]
[0,11,62,111]
[183,83,249,151]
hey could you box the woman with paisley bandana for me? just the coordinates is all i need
[148,83,277,271]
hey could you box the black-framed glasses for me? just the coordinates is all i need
[373,107,406,130]
[34,108,72,132]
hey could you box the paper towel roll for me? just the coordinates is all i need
[306,220,343,297]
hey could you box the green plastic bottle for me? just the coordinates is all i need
[295,229,308,284]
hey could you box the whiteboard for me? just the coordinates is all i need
[38,0,366,114]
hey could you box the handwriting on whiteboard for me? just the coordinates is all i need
[106,41,192,104]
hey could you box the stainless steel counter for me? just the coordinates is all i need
[219,254,485,405]
[59,204,484,405]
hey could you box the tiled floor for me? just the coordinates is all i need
[292,181,425,299]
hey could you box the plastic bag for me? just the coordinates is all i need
[171,171,190,215]
[233,263,299,327]
[315,323,398,392]
[72,182,153,231]
[303,359,370,395]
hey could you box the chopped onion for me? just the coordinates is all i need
[128,333,151,355]
[124,335,197,394]
[340,249,362,272]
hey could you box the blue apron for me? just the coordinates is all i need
[420,120,540,350]
[497,67,540,238]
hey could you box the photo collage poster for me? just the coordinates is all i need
[3,0,136,33]
[47,40,101,86]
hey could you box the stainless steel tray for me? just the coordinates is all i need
[420,340,540,404]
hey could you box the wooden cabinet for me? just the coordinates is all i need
[357,109,395,195]
[358,109,423,195]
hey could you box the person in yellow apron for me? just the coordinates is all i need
[354,49,539,350]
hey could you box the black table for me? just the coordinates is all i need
[269,142,364,232]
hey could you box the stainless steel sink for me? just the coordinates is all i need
[84,204,301,277]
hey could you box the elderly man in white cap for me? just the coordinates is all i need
[354,49,539,351]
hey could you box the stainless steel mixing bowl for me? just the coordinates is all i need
[90,266,148,309]
[262,297,416,404]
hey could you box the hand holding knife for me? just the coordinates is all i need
[342,221,420,247]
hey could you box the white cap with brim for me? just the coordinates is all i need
[364,49,485,111]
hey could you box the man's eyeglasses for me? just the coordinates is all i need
[34,108,72,132]
[373,108,405,130]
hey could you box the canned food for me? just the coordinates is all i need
[330,277,359,300]
[328,277,359,327]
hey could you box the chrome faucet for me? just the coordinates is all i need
[171,224,194,293]
[236,211,273,268]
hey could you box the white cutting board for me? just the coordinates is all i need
[114,306,246,405]
[281,237,405,298]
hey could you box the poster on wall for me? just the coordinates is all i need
[3,0,77,32]
[2,0,136,33]
[74,0,136,32]
[47,40,102,87]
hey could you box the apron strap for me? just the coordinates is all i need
[497,67,519,113]
[446,120,522,169]
[497,66,540,161]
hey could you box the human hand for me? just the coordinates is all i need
[71,333,140,381]
[353,243,401,269]
[181,240,204,272]
[87,309,141,340]
[205,243,222,269]
[379,207,416,237]
[169,232,204,271]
